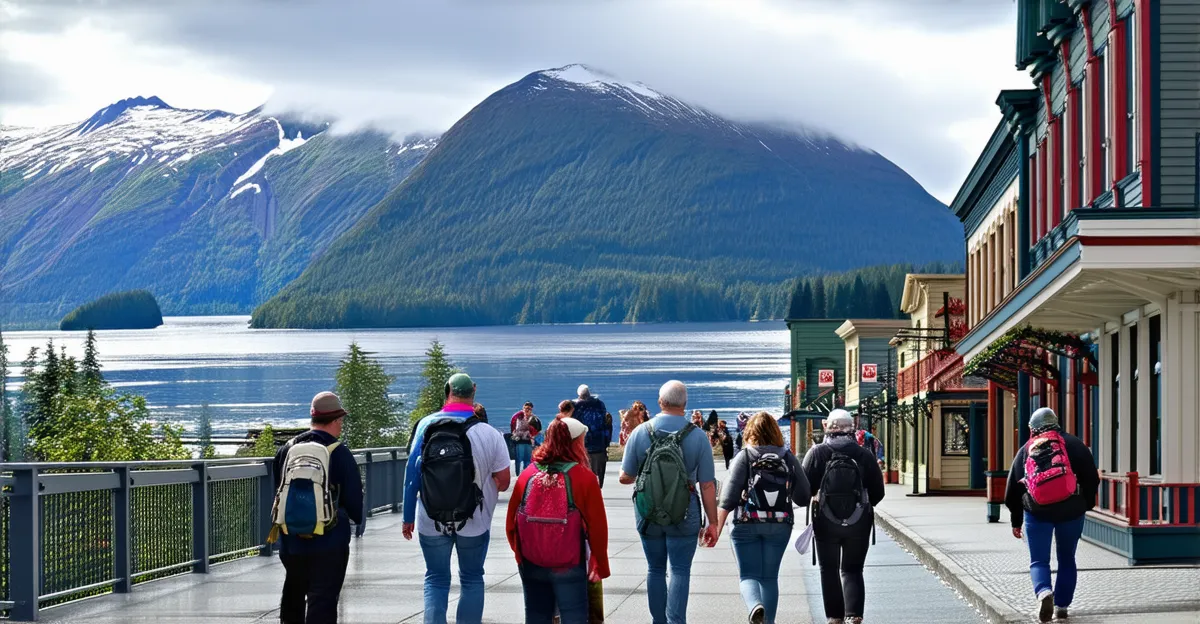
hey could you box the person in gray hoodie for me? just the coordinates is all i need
[716,412,811,624]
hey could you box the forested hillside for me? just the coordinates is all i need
[252,66,964,329]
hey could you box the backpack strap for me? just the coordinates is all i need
[326,441,341,453]
[522,462,579,508]
[670,422,696,443]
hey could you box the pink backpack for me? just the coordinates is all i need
[1022,430,1078,506]
[516,462,584,569]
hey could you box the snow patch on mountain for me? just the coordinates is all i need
[544,64,663,100]
[230,182,261,198]
[233,121,308,185]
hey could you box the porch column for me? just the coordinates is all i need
[1017,372,1031,446]
[1118,323,1133,474]
[986,382,1006,523]
[1136,313,1152,476]
[1098,326,1114,472]
[1162,292,1199,483]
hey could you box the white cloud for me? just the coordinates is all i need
[0,0,1033,202]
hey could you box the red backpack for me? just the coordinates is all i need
[515,462,585,569]
[1022,430,1078,506]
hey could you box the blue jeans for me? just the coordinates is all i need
[1024,512,1085,608]
[519,562,588,624]
[730,522,791,623]
[419,531,490,624]
[514,442,532,474]
[639,497,702,624]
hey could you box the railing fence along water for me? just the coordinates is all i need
[0,447,408,621]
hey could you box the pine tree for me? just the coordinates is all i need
[197,402,216,459]
[788,281,813,319]
[412,340,460,425]
[81,329,103,393]
[253,424,277,457]
[872,282,895,318]
[851,276,871,317]
[812,278,827,319]
[334,342,405,448]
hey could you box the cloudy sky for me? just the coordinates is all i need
[0,0,1031,202]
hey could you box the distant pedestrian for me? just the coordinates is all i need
[506,418,610,624]
[403,374,511,624]
[716,411,810,624]
[511,402,537,475]
[802,409,885,624]
[473,403,488,424]
[573,385,611,487]
[691,410,705,430]
[621,401,648,446]
[272,391,364,624]
[711,420,735,470]
[1006,408,1099,623]
[853,427,885,471]
[619,380,720,624]
[557,399,575,420]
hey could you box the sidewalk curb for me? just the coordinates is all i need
[874,508,1027,623]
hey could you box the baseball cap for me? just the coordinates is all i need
[445,372,475,397]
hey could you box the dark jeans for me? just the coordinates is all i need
[280,546,350,624]
[1024,511,1085,607]
[814,532,870,620]
[588,451,608,487]
[519,562,589,624]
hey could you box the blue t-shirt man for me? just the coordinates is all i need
[621,412,717,534]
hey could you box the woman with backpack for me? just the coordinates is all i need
[1005,407,1099,623]
[505,417,610,624]
[716,412,811,624]
[801,409,885,624]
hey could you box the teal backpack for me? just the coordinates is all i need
[634,422,695,528]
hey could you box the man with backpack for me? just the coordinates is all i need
[402,373,511,624]
[618,380,719,624]
[271,391,364,624]
[801,409,885,624]
[1005,407,1099,623]
[573,384,612,487]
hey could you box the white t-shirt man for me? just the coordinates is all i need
[409,410,510,537]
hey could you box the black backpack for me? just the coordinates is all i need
[817,450,870,530]
[739,448,795,523]
[420,417,483,533]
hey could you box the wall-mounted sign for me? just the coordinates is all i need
[862,363,878,384]
[818,369,835,387]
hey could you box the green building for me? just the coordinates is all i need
[784,319,848,452]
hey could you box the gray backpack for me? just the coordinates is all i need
[633,423,695,528]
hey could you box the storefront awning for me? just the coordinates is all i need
[963,326,1095,391]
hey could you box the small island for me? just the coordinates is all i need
[60,290,164,331]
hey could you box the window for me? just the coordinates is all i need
[1110,331,1120,472]
[942,409,970,455]
[1074,81,1085,208]
[1150,315,1162,475]
[1129,324,1138,471]
[1125,14,1137,175]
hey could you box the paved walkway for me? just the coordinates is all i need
[38,467,982,623]
[874,484,1200,623]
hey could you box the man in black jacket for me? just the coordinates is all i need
[802,409,886,624]
[273,392,364,624]
[1005,407,1099,623]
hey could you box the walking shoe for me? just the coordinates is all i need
[846,618,864,624]
[1055,607,1069,619]
[826,619,843,624]
[1037,590,1054,622]
[749,603,765,624]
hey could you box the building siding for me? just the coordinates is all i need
[1090,1,1111,54]
[788,320,848,408]
[1051,58,1068,114]
[1159,0,1200,207]
[1069,18,1089,84]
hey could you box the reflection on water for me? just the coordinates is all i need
[5,316,790,437]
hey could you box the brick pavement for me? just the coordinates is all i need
[874,484,1200,623]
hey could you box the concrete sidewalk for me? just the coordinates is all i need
[38,466,983,623]
[874,484,1200,624]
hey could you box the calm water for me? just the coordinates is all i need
[4,316,789,440]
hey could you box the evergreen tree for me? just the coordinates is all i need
[872,282,895,318]
[812,278,828,319]
[334,342,405,448]
[197,402,216,459]
[851,275,871,316]
[81,329,103,393]
[788,281,813,319]
[412,340,460,425]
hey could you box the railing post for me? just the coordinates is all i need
[192,462,210,573]
[391,450,401,513]
[10,467,41,621]
[1125,471,1140,527]
[258,458,275,557]
[113,467,133,593]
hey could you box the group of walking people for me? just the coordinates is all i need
[270,375,1100,624]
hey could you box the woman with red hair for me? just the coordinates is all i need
[506,418,610,624]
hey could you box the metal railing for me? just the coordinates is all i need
[0,447,408,621]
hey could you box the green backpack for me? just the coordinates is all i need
[634,422,696,528]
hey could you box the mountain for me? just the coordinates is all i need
[0,96,437,324]
[251,65,964,329]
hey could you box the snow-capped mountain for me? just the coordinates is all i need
[0,96,438,324]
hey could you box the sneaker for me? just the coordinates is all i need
[1055,607,1069,619]
[1037,590,1054,622]
[826,619,844,624]
[846,618,864,624]
[749,604,765,624]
